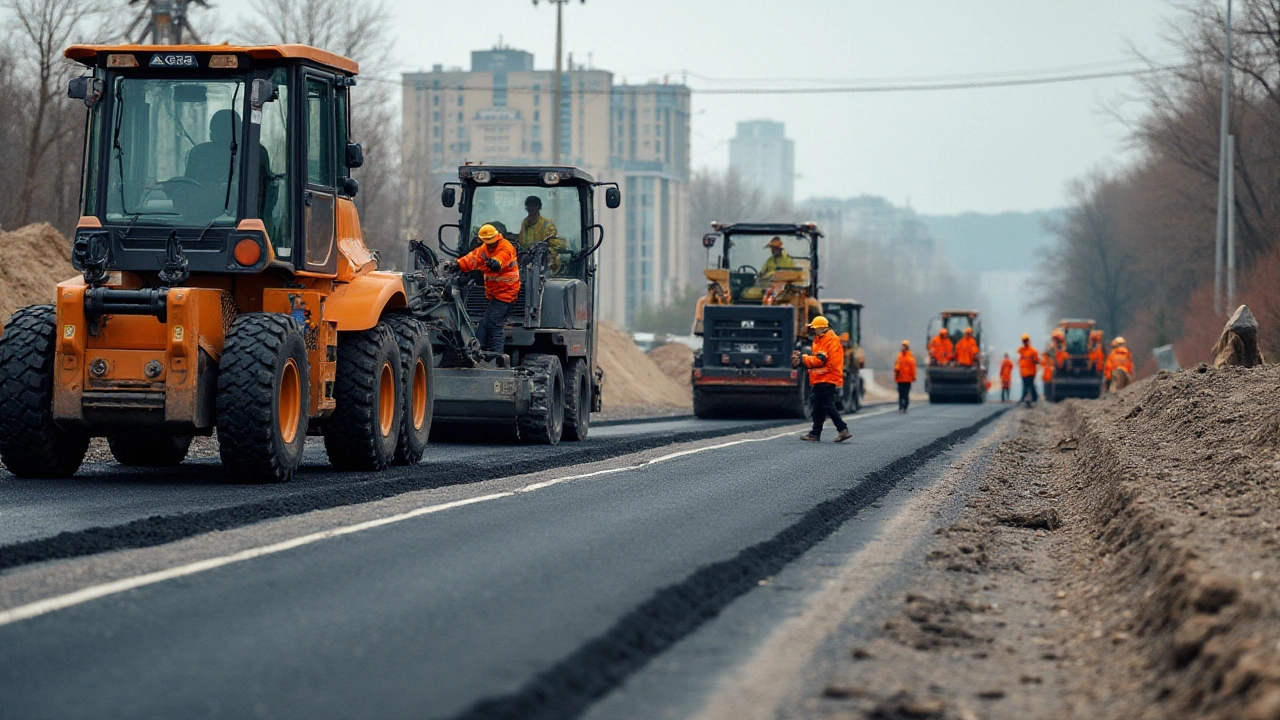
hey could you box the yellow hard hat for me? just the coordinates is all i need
[765,237,784,249]
[902,339,911,347]
[478,224,500,243]
[808,315,829,329]
[1112,336,1126,347]
[1021,333,1030,341]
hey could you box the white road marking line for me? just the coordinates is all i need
[0,406,899,627]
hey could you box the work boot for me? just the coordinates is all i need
[834,429,852,443]
[800,433,820,442]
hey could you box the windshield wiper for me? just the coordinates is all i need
[221,83,241,213]
[112,83,130,217]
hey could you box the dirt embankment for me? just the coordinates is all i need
[596,323,691,420]
[811,365,1280,719]
[0,224,74,323]
[648,342,693,389]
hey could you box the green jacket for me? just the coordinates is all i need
[519,214,566,272]
[761,251,795,277]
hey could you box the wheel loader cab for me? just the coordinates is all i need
[66,45,363,277]
[0,44,423,483]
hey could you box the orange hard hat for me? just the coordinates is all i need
[964,327,974,335]
[938,328,948,336]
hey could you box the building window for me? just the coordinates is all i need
[433,95,439,106]
[433,126,440,138]
[534,94,540,106]
[533,110,539,121]
[432,110,440,121]
[457,112,463,123]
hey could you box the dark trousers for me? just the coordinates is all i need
[810,383,848,436]
[1020,374,1038,404]
[1000,384,1011,402]
[477,299,512,354]
[897,382,911,410]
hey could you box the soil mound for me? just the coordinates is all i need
[596,323,690,417]
[647,342,693,389]
[0,224,74,324]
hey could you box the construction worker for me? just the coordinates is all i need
[999,353,1014,402]
[894,340,917,413]
[928,328,954,366]
[446,223,521,354]
[954,327,979,367]
[1088,330,1106,372]
[760,237,796,278]
[794,316,852,442]
[518,195,566,273]
[1017,334,1040,405]
[1105,336,1136,391]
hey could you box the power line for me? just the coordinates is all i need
[375,63,1189,95]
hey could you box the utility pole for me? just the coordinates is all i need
[1227,133,1237,309]
[1214,0,1232,316]
[125,0,209,45]
[532,0,585,164]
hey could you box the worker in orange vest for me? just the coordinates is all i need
[928,328,954,366]
[1088,330,1106,372]
[795,316,852,442]
[999,353,1014,402]
[894,339,917,413]
[1105,336,1136,390]
[954,327,979,366]
[1017,334,1040,406]
[446,223,521,354]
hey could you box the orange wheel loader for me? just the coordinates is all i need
[0,44,432,482]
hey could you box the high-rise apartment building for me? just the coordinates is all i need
[402,46,691,328]
[729,120,795,205]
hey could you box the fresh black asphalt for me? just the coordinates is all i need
[0,404,1002,719]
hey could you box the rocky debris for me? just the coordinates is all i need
[1212,304,1265,368]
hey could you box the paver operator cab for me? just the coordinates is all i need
[0,44,433,482]
[691,222,826,419]
[821,299,866,413]
[924,310,988,403]
[415,165,620,444]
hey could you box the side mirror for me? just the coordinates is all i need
[702,233,718,249]
[250,78,278,108]
[342,177,360,197]
[345,142,364,169]
[605,187,621,209]
[68,77,90,100]
[441,186,456,208]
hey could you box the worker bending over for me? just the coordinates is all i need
[999,353,1013,402]
[794,316,852,442]
[445,224,521,354]
[1105,336,1136,391]
[955,327,979,366]
[1017,334,1040,406]
[928,328,954,366]
[894,340,917,413]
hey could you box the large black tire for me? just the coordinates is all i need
[518,354,564,445]
[216,313,309,483]
[692,387,723,419]
[108,434,193,467]
[384,314,434,465]
[562,358,591,442]
[0,305,89,478]
[324,324,402,470]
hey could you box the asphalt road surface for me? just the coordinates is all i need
[0,403,1003,719]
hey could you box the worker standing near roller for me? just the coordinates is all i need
[928,328,954,366]
[954,327,979,367]
[999,353,1014,402]
[894,340,917,413]
[1088,330,1106,372]
[1105,337,1136,391]
[794,316,852,442]
[1017,334,1040,406]
[445,224,521,354]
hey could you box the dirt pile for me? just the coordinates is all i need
[647,342,693,389]
[0,224,74,324]
[596,323,690,418]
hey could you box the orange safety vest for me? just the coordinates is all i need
[1041,352,1054,382]
[999,358,1013,386]
[803,330,845,387]
[1089,346,1105,372]
[1104,347,1135,381]
[1017,344,1039,378]
[894,350,917,384]
[457,236,521,304]
[928,335,954,364]
[955,336,979,366]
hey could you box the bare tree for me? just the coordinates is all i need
[6,0,102,227]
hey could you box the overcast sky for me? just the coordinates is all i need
[212,0,1179,215]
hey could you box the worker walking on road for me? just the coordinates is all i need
[1017,334,1040,406]
[955,327,979,367]
[928,328,954,366]
[1105,336,1136,391]
[894,340,917,413]
[446,223,521,355]
[795,316,852,442]
[999,353,1013,402]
